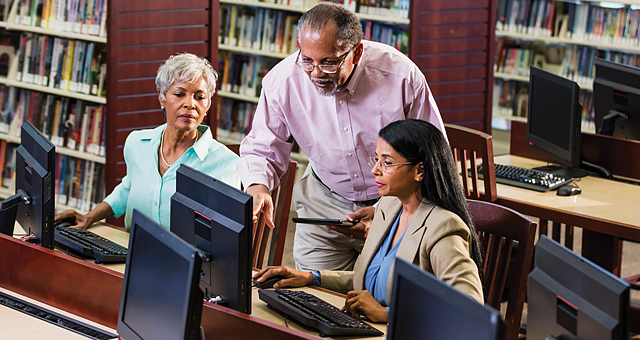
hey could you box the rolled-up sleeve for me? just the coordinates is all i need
[236,87,294,192]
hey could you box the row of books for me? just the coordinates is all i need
[15,33,107,97]
[54,154,105,211]
[0,141,106,211]
[497,0,640,46]
[495,38,640,86]
[218,52,279,97]
[220,5,301,55]
[319,0,410,20]
[492,79,596,131]
[0,85,106,156]
[12,0,107,37]
[217,98,256,141]
[363,20,408,54]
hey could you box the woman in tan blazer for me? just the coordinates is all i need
[253,119,484,323]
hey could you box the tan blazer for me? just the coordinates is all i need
[319,196,484,304]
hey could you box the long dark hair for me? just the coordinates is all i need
[379,119,484,279]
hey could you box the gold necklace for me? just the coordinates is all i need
[160,129,200,168]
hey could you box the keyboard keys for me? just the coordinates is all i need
[54,226,127,263]
[477,164,573,192]
[259,289,383,337]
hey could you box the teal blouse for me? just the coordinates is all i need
[103,124,240,230]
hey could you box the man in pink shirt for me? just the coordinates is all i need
[237,3,445,271]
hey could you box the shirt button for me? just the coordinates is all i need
[347,152,353,157]
[343,127,348,131]
[353,174,359,178]
[339,100,344,105]
[357,191,362,195]
[154,202,158,206]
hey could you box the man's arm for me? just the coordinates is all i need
[405,73,447,140]
[236,88,294,228]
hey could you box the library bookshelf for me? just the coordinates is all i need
[492,0,640,133]
[0,0,108,214]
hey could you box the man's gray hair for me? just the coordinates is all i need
[155,53,218,102]
[297,3,363,53]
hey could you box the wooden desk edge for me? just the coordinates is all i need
[0,233,321,339]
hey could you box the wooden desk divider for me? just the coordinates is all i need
[510,121,640,180]
[0,233,316,340]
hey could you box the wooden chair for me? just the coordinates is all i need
[225,144,297,269]
[445,123,497,202]
[468,199,536,340]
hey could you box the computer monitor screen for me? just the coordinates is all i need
[118,209,203,340]
[528,235,629,340]
[527,66,585,178]
[15,121,55,248]
[171,164,252,314]
[593,59,640,140]
[387,258,504,340]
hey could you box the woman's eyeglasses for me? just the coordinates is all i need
[367,157,413,173]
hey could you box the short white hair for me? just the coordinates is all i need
[155,53,218,101]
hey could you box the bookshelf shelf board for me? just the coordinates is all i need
[4,23,107,43]
[0,132,106,164]
[582,0,640,4]
[0,187,13,199]
[493,72,594,91]
[219,44,291,59]
[492,110,528,123]
[354,12,409,25]
[0,77,8,85]
[6,80,106,104]
[495,30,640,54]
[218,90,260,103]
[219,0,409,24]
[289,151,308,163]
[216,133,243,145]
[220,0,306,13]
[494,72,530,82]
[55,203,89,215]
[0,21,7,28]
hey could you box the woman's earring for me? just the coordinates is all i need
[415,177,421,182]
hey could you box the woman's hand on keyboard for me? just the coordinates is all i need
[342,290,388,323]
[252,266,313,288]
[55,209,87,229]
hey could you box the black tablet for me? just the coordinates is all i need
[292,218,356,227]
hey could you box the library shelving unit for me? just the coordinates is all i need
[0,0,108,214]
[216,0,498,177]
[491,0,640,131]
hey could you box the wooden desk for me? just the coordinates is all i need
[0,225,386,340]
[493,154,640,274]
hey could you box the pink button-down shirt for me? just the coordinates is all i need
[237,41,444,201]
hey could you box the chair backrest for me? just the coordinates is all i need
[445,123,497,202]
[467,199,536,340]
[225,144,297,269]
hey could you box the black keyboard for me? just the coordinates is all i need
[54,226,128,263]
[258,289,383,337]
[477,164,573,192]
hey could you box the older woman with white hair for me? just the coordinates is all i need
[56,53,240,230]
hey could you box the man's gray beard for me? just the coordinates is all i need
[312,78,338,96]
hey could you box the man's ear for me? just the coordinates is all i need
[352,42,364,65]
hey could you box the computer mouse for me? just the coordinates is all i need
[253,275,286,289]
[55,217,77,228]
[556,184,582,196]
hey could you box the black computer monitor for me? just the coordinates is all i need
[0,121,56,248]
[593,59,640,140]
[528,235,629,340]
[171,164,252,314]
[387,258,504,340]
[118,209,204,340]
[527,66,586,178]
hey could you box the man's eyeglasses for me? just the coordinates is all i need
[367,157,414,173]
[295,48,353,74]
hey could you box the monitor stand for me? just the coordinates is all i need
[532,165,589,179]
